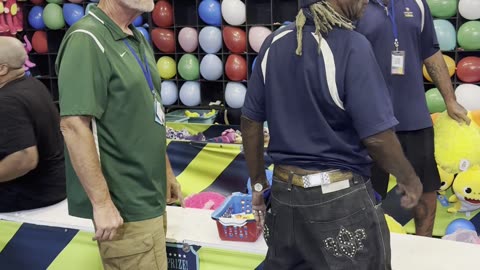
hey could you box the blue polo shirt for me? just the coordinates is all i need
[355,0,440,131]
[242,23,398,177]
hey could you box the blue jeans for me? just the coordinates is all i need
[263,176,392,270]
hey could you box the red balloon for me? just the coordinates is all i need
[223,26,246,53]
[32,31,48,54]
[457,56,480,83]
[30,0,44,4]
[151,28,176,53]
[152,1,173,27]
[225,54,247,81]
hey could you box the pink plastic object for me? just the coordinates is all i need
[184,192,226,210]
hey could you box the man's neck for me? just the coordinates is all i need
[0,70,25,89]
[98,1,139,35]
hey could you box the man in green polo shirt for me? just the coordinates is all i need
[56,0,182,269]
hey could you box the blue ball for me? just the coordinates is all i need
[28,6,45,30]
[198,0,222,26]
[445,218,477,235]
[63,4,85,27]
[133,15,143,27]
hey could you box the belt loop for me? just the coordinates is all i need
[287,171,293,191]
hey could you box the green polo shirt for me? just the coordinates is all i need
[56,6,166,222]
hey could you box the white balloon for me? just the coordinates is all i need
[455,84,480,110]
[199,26,222,53]
[225,82,247,108]
[160,81,178,106]
[200,54,223,81]
[179,81,201,106]
[459,0,480,20]
[221,0,246,26]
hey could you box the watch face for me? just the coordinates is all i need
[254,183,263,192]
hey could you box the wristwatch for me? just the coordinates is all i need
[253,183,264,192]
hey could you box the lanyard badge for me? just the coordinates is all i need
[123,40,165,126]
[377,0,406,75]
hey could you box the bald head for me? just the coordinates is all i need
[0,37,26,70]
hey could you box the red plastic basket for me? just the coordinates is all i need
[211,192,261,242]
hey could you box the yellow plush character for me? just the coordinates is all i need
[447,165,480,213]
[434,111,480,174]
[438,166,455,195]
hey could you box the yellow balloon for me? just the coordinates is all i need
[423,54,456,82]
[157,56,176,79]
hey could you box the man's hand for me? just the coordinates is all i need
[167,178,184,207]
[252,190,267,233]
[396,176,423,209]
[92,200,124,241]
[446,101,470,124]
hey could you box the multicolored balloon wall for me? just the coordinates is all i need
[16,0,480,112]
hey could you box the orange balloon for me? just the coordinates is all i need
[471,110,480,126]
[223,26,246,53]
[225,54,247,81]
[431,112,440,124]
[152,1,173,27]
[32,31,48,54]
[423,54,456,82]
[151,28,175,53]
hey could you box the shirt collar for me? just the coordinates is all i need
[88,6,141,41]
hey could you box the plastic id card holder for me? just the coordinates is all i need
[154,99,165,126]
[391,50,405,75]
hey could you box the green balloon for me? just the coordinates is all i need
[43,4,65,30]
[458,21,480,50]
[46,0,63,4]
[426,88,446,113]
[178,54,199,80]
[427,0,458,19]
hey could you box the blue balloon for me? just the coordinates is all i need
[433,19,456,51]
[63,4,85,27]
[161,81,178,106]
[200,54,223,80]
[136,27,150,43]
[445,218,477,235]
[198,0,222,26]
[133,15,143,27]
[199,26,222,53]
[28,6,45,30]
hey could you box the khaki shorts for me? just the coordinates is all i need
[97,215,167,270]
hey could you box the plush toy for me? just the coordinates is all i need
[0,1,8,33]
[3,0,22,34]
[23,35,36,73]
[447,165,480,213]
[438,166,455,195]
[434,111,480,174]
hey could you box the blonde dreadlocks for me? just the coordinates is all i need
[295,1,355,55]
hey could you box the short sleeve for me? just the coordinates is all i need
[241,35,274,123]
[344,35,399,139]
[420,0,440,60]
[56,31,111,119]
[0,99,36,159]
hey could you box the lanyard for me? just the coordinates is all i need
[122,40,156,96]
[376,0,399,51]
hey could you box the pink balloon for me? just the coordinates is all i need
[249,26,272,53]
[178,27,199,53]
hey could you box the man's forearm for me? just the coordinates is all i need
[425,51,456,104]
[0,146,38,182]
[241,116,268,187]
[363,129,417,184]
[61,117,111,207]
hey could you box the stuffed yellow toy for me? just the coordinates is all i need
[434,111,480,174]
[447,165,480,213]
[437,166,455,195]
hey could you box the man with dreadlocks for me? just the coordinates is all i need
[241,0,423,269]
[355,0,469,238]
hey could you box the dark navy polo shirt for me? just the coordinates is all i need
[355,0,440,131]
[242,23,398,177]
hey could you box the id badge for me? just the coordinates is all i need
[154,99,165,126]
[391,51,405,75]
